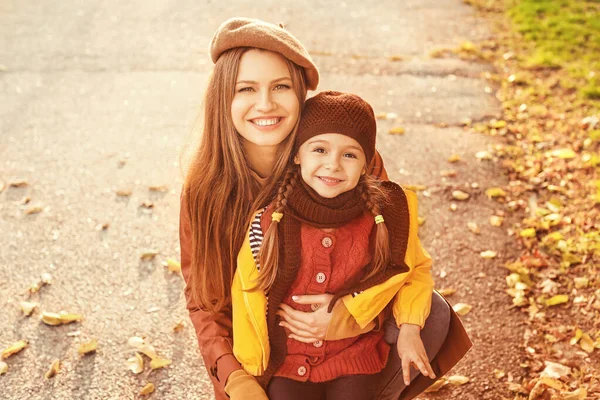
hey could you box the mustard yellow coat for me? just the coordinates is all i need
[231,190,434,376]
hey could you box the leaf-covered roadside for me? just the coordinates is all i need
[457,0,599,398]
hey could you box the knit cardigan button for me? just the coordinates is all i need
[297,365,307,376]
[315,272,326,284]
[313,340,323,348]
[321,237,333,248]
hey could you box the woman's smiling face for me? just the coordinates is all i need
[231,49,300,149]
[294,133,367,198]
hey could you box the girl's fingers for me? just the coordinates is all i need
[279,304,314,325]
[277,311,314,334]
[288,333,318,344]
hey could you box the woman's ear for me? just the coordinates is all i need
[294,155,300,165]
[361,167,367,176]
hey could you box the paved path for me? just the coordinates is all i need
[0,1,525,399]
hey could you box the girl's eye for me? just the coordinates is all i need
[312,147,326,154]
[274,84,291,90]
[344,152,358,159]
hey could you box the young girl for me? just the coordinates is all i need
[231,91,441,400]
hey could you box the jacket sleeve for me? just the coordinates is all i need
[179,189,242,393]
[392,191,434,328]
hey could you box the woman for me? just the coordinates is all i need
[180,17,471,400]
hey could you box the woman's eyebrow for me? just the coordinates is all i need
[236,77,292,85]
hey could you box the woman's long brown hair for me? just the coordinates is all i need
[255,168,391,292]
[183,48,307,312]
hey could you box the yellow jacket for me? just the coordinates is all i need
[231,189,434,376]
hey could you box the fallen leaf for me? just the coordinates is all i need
[561,388,587,400]
[163,259,181,273]
[150,357,172,370]
[40,272,53,284]
[467,222,480,234]
[541,361,571,379]
[139,383,155,396]
[9,180,28,188]
[78,338,98,355]
[424,379,447,392]
[545,294,569,307]
[452,190,470,200]
[126,353,144,374]
[116,189,132,197]
[475,150,493,160]
[440,169,457,177]
[480,250,497,259]
[417,216,425,226]
[149,185,168,193]
[0,361,7,375]
[579,333,594,353]
[489,216,503,226]
[140,251,159,261]
[41,311,83,326]
[20,301,37,316]
[388,55,403,62]
[539,376,567,391]
[485,187,506,199]
[494,369,505,379]
[570,329,583,345]
[447,154,461,163]
[438,288,456,297]
[375,112,387,119]
[140,201,154,209]
[24,205,43,215]
[452,303,472,316]
[173,321,185,333]
[2,340,28,359]
[402,184,427,192]
[450,203,458,211]
[128,337,158,360]
[44,359,60,379]
[389,127,405,135]
[520,228,537,238]
[446,375,470,385]
[550,148,576,159]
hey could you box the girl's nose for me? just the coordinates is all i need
[254,90,276,112]
[325,156,341,171]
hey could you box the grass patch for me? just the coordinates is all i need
[507,0,599,98]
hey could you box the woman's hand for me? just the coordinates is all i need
[276,293,335,343]
[396,323,436,385]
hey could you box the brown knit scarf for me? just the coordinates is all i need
[256,179,411,389]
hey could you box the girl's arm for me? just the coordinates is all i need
[179,190,242,393]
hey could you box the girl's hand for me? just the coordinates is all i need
[276,293,335,343]
[396,323,436,385]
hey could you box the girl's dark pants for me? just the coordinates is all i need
[267,292,451,400]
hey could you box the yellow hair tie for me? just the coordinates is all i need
[375,215,385,224]
[272,212,283,222]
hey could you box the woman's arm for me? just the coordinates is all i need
[179,190,242,394]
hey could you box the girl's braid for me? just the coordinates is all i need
[275,168,298,212]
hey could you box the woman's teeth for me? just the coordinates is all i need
[252,118,280,126]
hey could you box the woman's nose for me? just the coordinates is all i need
[254,90,276,112]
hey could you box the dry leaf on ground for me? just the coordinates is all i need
[490,215,504,226]
[389,127,405,135]
[438,288,457,297]
[24,205,43,215]
[150,357,172,370]
[452,190,470,200]
[453,303,472,316]
[173,321,185,333]
[163,259,181,273]
[467,222,480,234]
[41,311,83,326]
[447,154,461,163]
[128,337,158,360]
[116,189,132,197]
[78,339,98,355]
[20,301,37,316]
[2,340,28,359]
[545,294,569,307]
[44,359,60,379]
[149,185,168,192]
[446,375,470,385]
[9,180,28,188]
[126,353,144,374]
[139,383,155,396]
[0,361,7,375]
[480,250,497,259]
[140,251,159,261]
[424,379,447,393]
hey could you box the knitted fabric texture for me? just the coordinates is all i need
[210,17,319,90]
[295,91,377,165]
[255,180,411,388]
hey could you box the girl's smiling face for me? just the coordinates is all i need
[294,133,367,198]
[231,49,300,149]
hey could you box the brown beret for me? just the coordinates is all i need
[210,18,319,91]
[296,91,377,165]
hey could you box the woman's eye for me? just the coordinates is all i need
[274,84,291,90]
[237,87,254,93]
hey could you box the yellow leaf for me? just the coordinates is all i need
[452,303,472,316]
[417,217,425,226]
[24,205,43,215]
[541,361,571,378]
[539,377,566,390]
[551,148,576,159]
[141,201,154,208]
[446,375,470,385]
[20,301,37,317]
[58,311,83,324]
[475,150,493,160]
[149,185,168,193]
[489,216,503,226]
[574,277,588,289]
[388,55,403,62]
[485,187,506,198]
[163,259,181,273]
[2,340,28,359]
[467,222,480,234]
[402,184,427,192]
[424,379,447,392]
[140,250,159,261]
[520,228,537,238]
[126,353,144,374]
[9,180,29,188]
[375,112,387,119]
[0,361,7,375]
[579,333,595,353]
[139,383,155,396]
[44,359,60,379]
[440,169,457,177]
[570,329,583,345]
[452,190,470,200]
[545,294,569,307]
[561,388,587,400]
[489,119,506,129]
[480,250,497,259]
[438,288,456,297]
[493,369,505,379]
[41,312,63,326]
[389,127,405,135]
[78,339,98,355]
[116,189,132,197]
[447,154,461,163]
[128,337,158,360]
[150,357,172,370]
[173,321,185,333]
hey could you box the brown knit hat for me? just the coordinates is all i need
[296,91,377,165]
[210,18,319,91]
